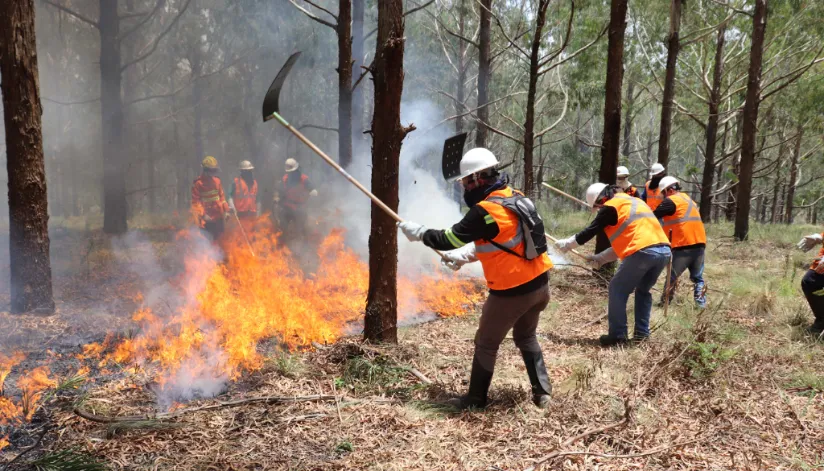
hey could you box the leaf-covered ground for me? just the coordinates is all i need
[1,217,823,470]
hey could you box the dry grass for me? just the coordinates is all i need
[2,221,824,470]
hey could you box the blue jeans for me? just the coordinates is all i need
[664,246,706,307]
[608,245,671,339]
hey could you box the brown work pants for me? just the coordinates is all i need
[474,280,551,372]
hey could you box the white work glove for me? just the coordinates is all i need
[797,233,823,252]
[555,236,580,253]
[202,214,213,222]
[441,244,478,271]
[309,189,319,197]
[397,221,427,242]
[585,248,618,269]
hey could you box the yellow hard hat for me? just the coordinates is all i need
[202,156,219,169]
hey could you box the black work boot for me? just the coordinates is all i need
[806,319,824,337]
[599,334,628,347]
[447,356,493,410]
[521,350,552,409]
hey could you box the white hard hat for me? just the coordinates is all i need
[659,176,679,191]
[456,148,499,181]
[285,158,299,173]
[616,166,630,177]
[239,160,254,170]
[650,163,665,176]
[586,183,609,207]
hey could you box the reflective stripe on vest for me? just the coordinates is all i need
[661,193,706,248]
[474,186,552,290]
[645,181,664,210]
[603,194,670,259]
[474,224,524,254]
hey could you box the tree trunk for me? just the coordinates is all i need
[699,23,726,221]
[523,0,549,197]
[192,51,204,183]
[713,161,723,222]
[621,79,634,159]
[770,156,782,223]
[100,0,128,234]
[599,0,628,186]
[351,0,365,155]
[364,0,409,344]
[338,0,353,168]
[734,0,768,241]
[0,0,55,314]
[455,0,467,134]
[147,125,157,214]
[656,0,683,168]
[475,0,492,148]
[597,0,628,264]
[785,123,803,224]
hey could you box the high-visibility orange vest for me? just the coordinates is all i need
[475,186,553,290]
[233,177,258,213]
[603,194,670,259]
[282,174,310,210]
[645,181,664,210]
[191,175,228,221]
[661,192,706,248]
[812,232,824,271]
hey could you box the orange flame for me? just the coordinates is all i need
[105,222,482,394]
[0,352,25,393]
[0,435,9,452]
[16,367,57,421]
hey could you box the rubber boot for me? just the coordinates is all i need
[447,356,493,410]
[521,350,552,409]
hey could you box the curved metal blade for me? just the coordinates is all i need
[441,133,467,180]
[262,52,302,122]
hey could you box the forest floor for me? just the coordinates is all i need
[1,214,823,470]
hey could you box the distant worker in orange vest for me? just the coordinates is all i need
[797,231,824,336]
[191,156,229,241]
[616,166,641,198]
[399,148,554,410]
[654,176,707,308]
[556,183,671,346]
[228,160,259,232]
[278,158,317,236]
[641,162,667,210]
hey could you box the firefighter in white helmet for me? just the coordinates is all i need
[555,182,671,346]
[398,148,554,410]
[616,166,640,198]
[642,162,667,210]
[654,176,707,308]
[276,158,318,240]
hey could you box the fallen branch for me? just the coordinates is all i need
[406,367,433,385]
[0,427,48,471]
[545,438,702,462]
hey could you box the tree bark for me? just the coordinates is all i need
[338,0,354,168]
[785,123,803,224]
[656,0,683,168]
[523,0,550,197]
[699,23,726,221]
[192,50,204,184]
[351,0,365,155]
[100,0,128,234]
[597,0,628,263]
[0,0,55,314]
[734,0,768,241]
[147,124,157,215]
[621,79,634,159]
[365,0,410,344]
[475,0,492,148]
[455,0,467,133]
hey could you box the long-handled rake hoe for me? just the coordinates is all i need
[262,52,444,260]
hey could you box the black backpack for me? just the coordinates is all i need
[485,193,548,260]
